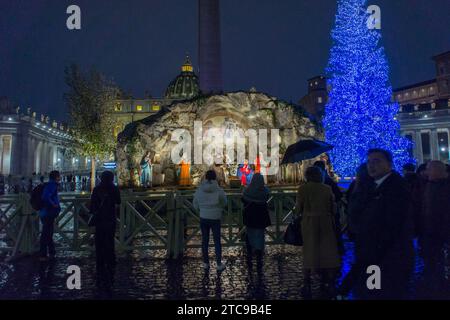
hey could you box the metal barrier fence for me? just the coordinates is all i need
[0,188,298,261]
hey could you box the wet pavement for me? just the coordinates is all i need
[0,238,449,300]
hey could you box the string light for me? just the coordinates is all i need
[323,0,414,177]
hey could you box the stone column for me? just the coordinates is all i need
[441,128,450,162]
[10,133,20,176]
[0,136,4,174]
[24,135,34,175]
[431,129,439,160]
[41,141,48,175]
[415,131,423,165]
[35,141,42,175]
[32,138,38,174]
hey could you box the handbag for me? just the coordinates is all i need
[284,216,303,246]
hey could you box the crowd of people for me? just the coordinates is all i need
[3,173,102,194]
[192,148,450,299]
[31,147,450,298]
[341,151,450,299]
[36,170,121,291]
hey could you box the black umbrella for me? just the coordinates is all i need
[281,139,333,165]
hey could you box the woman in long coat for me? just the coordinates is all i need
[296,166,340,298]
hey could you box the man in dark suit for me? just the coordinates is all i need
[339,149,413,300]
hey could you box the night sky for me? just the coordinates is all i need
[1,0,449,121]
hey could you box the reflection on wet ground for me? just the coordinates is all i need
[0,239,449,300]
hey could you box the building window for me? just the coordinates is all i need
[317,97,323,104]
[136,105,143,112]
[438,131,450,162]
[152,105,161,111]
[114,103,122,112]
[421,132,431,162]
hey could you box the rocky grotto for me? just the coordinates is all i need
[116,91,322,188]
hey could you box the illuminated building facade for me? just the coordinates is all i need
[0,97,78,176]
[395,51,450,164]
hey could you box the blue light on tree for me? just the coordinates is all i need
[323,0,414,177]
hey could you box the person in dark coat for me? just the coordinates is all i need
[341,163,376,297]
[242,173,271,271]
[402,163,424,238]
[346,163,374,239]
[90,171,121,289]
[339,149,413,300]
[313,161,343,200]
[39,171,61,261]
[402,163,417,187]
[418,160,450,297]
[27,178,33,194]
[416,163,428,180]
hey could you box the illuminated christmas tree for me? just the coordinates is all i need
[323,0,413,177]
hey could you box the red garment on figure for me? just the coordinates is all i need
[255,156,261,174]
[240,165,251,186]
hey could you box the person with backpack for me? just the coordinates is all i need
[90,171,121,289]
[193,170,227,272]
[38,171,61,261]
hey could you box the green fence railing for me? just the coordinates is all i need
[0,187,299,261]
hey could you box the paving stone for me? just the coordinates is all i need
[0,240,449,300]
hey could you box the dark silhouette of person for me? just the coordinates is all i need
[39,171,61,261]
[338,149,413,300]
[90,171,121,290]
[418,160,450,298]
[346,162,373,240]
[402,163,423,238]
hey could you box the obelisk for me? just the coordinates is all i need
[198,0,223,94]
